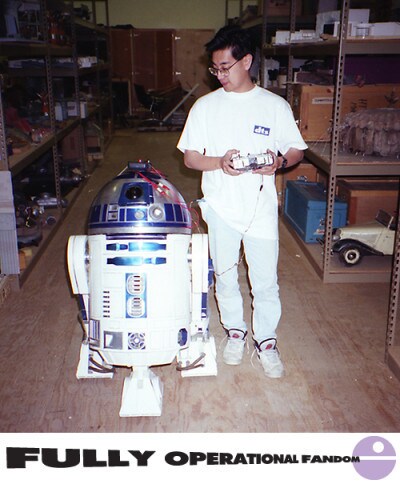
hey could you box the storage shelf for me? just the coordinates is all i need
[74,17,109,35]
[305,144,400,177]
[18,208,63,284]
[264,38,400,57]
[9,133,54,175]
[18,180,88,285]
[7,63,111,78]
[7,67,47,77]
[282,216,393,283]
[55,118,82,140]
[8,119,81,176]
[241,14,315,30]
[53,62,111,77]
[261,0,400,381]
[262,4,400,286]
[387,346,400,382]
[0,40,72,57]
[0,0,112,289]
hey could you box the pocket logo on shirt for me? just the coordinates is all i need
[253,125,270,136]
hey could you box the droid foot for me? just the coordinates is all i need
[76,342,114,379]
[177,335,218,377]
[119,367,163,417]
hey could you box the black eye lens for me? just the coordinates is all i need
[125,186,143,200]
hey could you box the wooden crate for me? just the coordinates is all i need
[174,29,215,99]
[292,84,400,141]
[283,161,319,184]
[336,179,399,224]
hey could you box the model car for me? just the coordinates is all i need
[332,209,397,267]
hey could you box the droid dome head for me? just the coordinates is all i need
[88,161,191,236]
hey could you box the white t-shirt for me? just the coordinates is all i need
[177,85,307,239]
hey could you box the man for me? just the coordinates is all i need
[177,26,307,378]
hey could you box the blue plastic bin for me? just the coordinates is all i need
[284,181,347,243]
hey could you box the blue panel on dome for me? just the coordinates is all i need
[126,208,148,221]
[102,205,108,222]
[164,203,175,221]
[90,205,101,223]
[174,204,183,222]
[88,221,190,230]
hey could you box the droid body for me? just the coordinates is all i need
[67,161,217,416]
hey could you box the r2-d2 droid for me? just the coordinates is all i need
[67,161,217,417]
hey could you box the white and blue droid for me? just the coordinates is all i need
[67,161,217,417]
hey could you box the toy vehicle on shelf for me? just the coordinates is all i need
[332,209,397,267]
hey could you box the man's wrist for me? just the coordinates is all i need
[280,157,288,169]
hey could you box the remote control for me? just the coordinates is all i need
[230,152,274,172]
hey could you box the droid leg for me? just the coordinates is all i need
[75,311,114,379]
[68,237,113,379]
[119,367,163,417]
[177,233,217,377]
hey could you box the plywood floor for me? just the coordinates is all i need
[1,130,399,433]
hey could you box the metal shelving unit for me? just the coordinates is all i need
[263,0,400,285]
[0,0,112,292]
[262,0,400,377]
[71,2,113,149]
[266,37,400,56]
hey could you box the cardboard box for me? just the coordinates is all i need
[61,127,81,161]
[284,181,347,243]
[260,0,302,16]
[66,100,88,118]
[336,179,399,224]
[85,122,104,158]
[292,83,400,141]
[370,22,400,37]
[277,161,319,208]
[316,9,370,37]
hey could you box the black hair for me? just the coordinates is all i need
[205,25,255,61]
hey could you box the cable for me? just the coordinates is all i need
[77,313,115,374]
[243,176,264,234]
[88,356,115,374]
[188,200,202,233]
[176,353,206,371]
[215,176,264,277]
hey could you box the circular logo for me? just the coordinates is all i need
[353,436,396,480]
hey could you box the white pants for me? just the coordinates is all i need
[204,206,281,344]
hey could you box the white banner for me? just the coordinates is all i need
[0,433,398,491]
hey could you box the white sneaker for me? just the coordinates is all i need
[223,329,246,365]
[259,349,285,378]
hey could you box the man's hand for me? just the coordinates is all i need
[252,150,278,176]
[220,149,241,176]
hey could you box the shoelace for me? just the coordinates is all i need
[249,348,275,369]
[250,349,259,370]
[219,334,250,355]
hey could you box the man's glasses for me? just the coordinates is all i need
[208,56,244,77]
